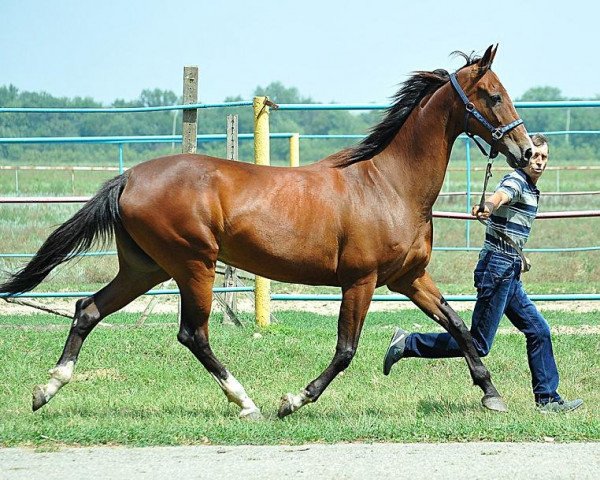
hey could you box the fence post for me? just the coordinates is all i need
[222,114,240,325]
[179,66,199,321]
[289,133,300,167]
[227,114,239,160]
[253,96,271,327]
[137,66,198,327]
[182,66,199,154]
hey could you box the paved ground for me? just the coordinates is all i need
[2,442,599,479]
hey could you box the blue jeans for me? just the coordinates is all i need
[403,250,561,404]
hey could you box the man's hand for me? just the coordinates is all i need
[472,202,495,219]
[472,191,510,220]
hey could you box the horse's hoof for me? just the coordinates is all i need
[239,408,263,421]
[32,386,48,412]
[482,394,508,412]
[277,393,295,419]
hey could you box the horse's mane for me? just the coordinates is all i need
[333,51,481,168]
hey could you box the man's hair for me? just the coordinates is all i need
[530,133,549,149]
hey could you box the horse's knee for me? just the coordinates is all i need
[335,348,355,370]
[446,312,467,331]
[177,325,210,353]
[439,300,467,328]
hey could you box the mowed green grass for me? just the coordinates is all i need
[0,310,598,447]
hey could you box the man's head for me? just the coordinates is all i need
[523,133,549,184]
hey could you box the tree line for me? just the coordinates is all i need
[0,82,599,167]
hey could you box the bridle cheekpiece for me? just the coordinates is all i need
[449,72,523,158]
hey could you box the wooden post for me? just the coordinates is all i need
[137,66,198,327]
[227,114,239,161]
[223,114,240,326]
[253,96,271,327]
[182,66,199,154]
[177,66,199,323]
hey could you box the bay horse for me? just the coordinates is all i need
[0,45,532,419]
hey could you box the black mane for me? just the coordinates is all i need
[336,51,481,167]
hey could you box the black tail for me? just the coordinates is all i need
[0,174,128,296]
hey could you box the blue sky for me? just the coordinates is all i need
[1,0,598,105]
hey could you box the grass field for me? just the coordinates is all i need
[0,309,598,447]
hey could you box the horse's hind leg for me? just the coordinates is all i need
[388,271,507,412]
[175,263,262,420]
[32,233,169,411]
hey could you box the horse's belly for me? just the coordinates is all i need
[376,239,432,286]
[218,239,340,286]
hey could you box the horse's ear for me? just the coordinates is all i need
[477,44,498,74]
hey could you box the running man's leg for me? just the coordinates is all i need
[403,252,517,358]
[504,281,560,404]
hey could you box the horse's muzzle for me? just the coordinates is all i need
[506,146,531,169]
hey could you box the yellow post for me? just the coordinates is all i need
[253,96,271,327]
[289,133,300,167]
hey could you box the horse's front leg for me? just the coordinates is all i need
[388,271,507,412]
[278,274,376,418]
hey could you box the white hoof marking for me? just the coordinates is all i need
[37,361,75,403]
[286,391,311,412]
[212,371,260,417]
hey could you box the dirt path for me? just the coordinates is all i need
[2,442,599,480]
[3,295,600,317]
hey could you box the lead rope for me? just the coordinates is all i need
[476,151,531,272]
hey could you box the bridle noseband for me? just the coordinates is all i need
[450,72,531,272]
[449,73,523,158]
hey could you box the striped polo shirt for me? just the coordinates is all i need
[482,169,540,257]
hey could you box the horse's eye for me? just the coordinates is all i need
[490,94,502,105]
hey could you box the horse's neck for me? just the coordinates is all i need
[373,87,460,209]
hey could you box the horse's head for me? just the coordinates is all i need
[452,45,532,168]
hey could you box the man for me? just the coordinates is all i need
[383,134,583,413]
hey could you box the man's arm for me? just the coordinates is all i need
[471,190,510,219]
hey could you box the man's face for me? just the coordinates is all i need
[523,142,549,182]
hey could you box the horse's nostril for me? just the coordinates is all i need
[524,148,532,160]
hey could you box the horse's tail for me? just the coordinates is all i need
[0,173,128,296]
